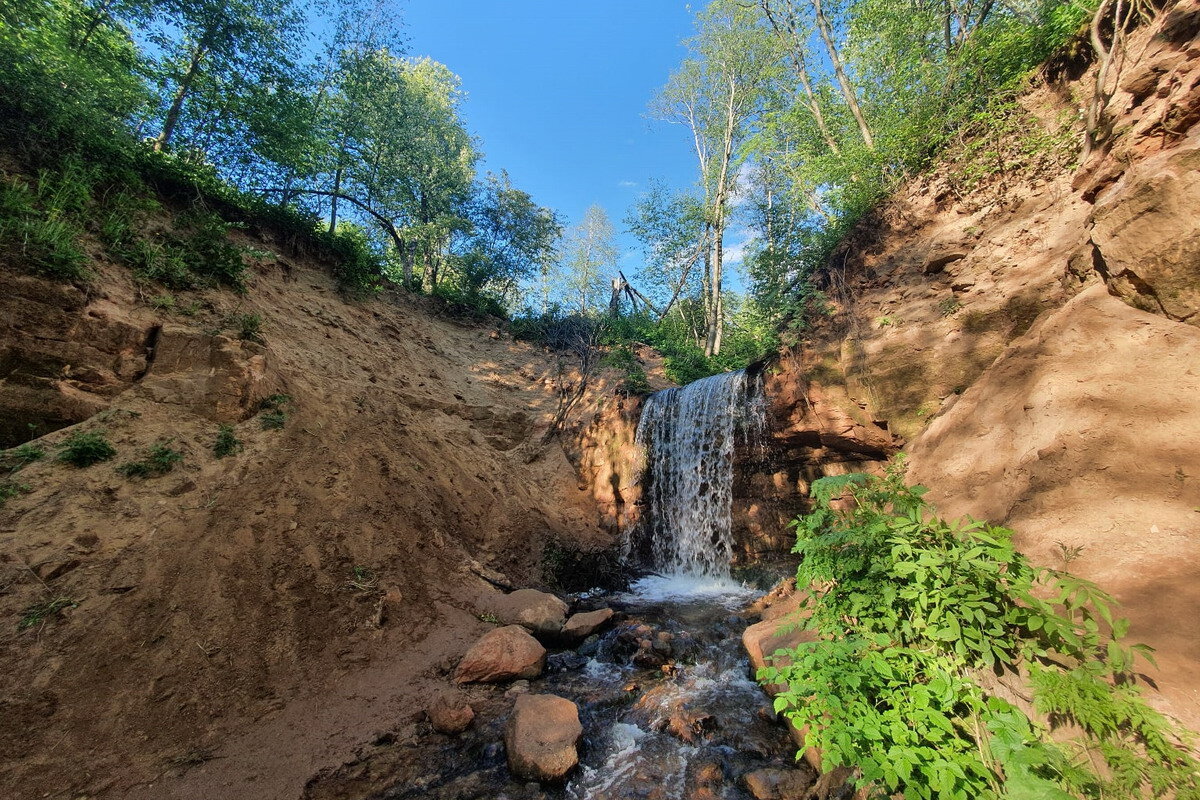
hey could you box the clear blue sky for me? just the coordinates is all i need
[401,1,702,276]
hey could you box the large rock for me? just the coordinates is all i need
[454,625,546,684]
[1090,142,1200,324]
[505,694,582,782]
[560,608,614,642]
[743,767,816,800]
[490,588,569,636]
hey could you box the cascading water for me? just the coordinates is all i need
[632,369,766,580]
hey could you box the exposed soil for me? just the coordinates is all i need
[0,246,623,799]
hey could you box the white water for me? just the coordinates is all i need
[632,369,766,580]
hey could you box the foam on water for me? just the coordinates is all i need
[622,572,758,607]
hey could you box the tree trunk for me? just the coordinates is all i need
[809,0,874,150]
[329,166,343,233]
[761,0,840,154]
[153,40,209,152]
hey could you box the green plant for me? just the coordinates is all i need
[258,393,291,430]
[345,566,378,593]
[2,442,45,471]
[213,424,242,458]
[478,611,501,624]
[761,462,1200,800]
[56,430,117,467]
[938,297,964,317]
[603,344,653,395]
[875,315,896,328]
[19,597,78,630]
[226,312,263,342]
[148,294,176,311]
[0,480,30,507]
[117,440,183,478]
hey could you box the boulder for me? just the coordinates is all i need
[742,768,816,800]
[491,588,569,636]
[454,625,546,684]
[560,608,614,642]
[505,694,582,782]
[426,692,474,735]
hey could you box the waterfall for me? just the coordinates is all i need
[632,369,765,579]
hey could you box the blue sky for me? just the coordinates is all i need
[401,1,704,277]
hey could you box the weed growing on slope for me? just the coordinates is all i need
[344,566,378,593]
[258,394,291,430]
[762,461,1200,800]
[18,597,78,630]
[56,431,116,467]
[2,443,45,471]
[213,425,242,458]
[117,440,183,478]
[226,312,263,343]
[0,480,30,507]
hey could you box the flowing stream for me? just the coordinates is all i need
[353,370,803,800]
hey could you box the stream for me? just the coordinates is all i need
[347,370,810,799]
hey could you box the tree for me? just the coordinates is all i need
[651,1,774,356]
[145,0,306,160]
[559,205,618,314]
[456,171,561,304]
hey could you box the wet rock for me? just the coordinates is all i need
[577,634,601,657]
[742,767,816,800]
[504,694,582,783]
[505,680,531,698]
[491,588,569,636]
[454,625,546,684]
[560,607,614,642]
[546,652,589,673]
[426,692,474,735]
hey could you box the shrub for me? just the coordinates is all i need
[213,424,242,458]
[116,440,183,478]
[603,344,652,396]
[2,442,44,471]
[0,480,30,507]
[259,394,291,430]
[226,312,263,342]
[761,461,1200,800]
[56,431,116,467]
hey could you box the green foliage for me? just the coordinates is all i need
[259,393,291,430]
[56,431,117,467]
[226,312,263,342]
[116,440,184,478]
[761,462,1200,800]
[213,424,242,458]
[18,597,78,630]
[0,480,31,508]
[0,161,97,280]
[2,443,45,471]
[602,344,652,396]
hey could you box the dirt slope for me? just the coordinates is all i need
[758,0,1200,730]
[0,238,618,798]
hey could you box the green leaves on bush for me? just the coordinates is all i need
[761,462,1200,800]
[258,394,292,430]
[56,431,117,467]
[116,440,183,478]
[213,424,242,458]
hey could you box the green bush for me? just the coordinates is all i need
[2,442,44,471]
[116,440,183,478]
[602,344,652,395]
[0,480,30,507]
[761,462,1200,800]
[56,430,116,467]
[213,424,242,458]
[226,312,263,342]
[258,394,291,430]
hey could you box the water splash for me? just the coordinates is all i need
[632,369,765,579]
